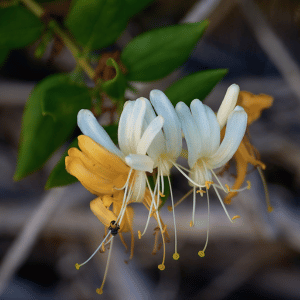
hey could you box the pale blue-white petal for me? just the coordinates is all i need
[206,106,247,169]
[118,101,134,156]
[150,90,182,159]
[137,116,164,155]
[204,105,220,155]
[77,109,124,158]
[190,100,211,157]
[175,102,200,168]
[144,98,166,162]
[125,154,154,173]
[216,84,240,129]
[131,98,147,152]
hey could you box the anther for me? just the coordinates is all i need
[158,264,165,270]
[167,205,172,211]
[247,180,251,189]
[138,230,142,239]
[205,181,213,189]
[232,215,241,222]
[225,184,230,192]
[189,220,194,227]
[173,252,180,260]
[75,263,80,270]
[198,251,205,257]
[96,288,103,295]
[159,191,165,197]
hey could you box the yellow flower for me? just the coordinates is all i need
[223,91,274,206]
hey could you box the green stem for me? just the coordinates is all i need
[20,0,95,79]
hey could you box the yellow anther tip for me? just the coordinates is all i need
[167,206,173,212]
[158,264,165,271]
[247,180,251,189]
[198,251,205,257]
[268,206,274,213]
[159,191,165,197]
[96,288,103,295]
[225,184,230,192]
[173,253,180,260]
[189,221,194,227]
[138,230,142,239]
[75,263,80,270]
[232,215,241,222]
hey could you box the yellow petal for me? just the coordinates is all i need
[90,197,117,228]
[65,156,114,195]
[78,135,130,174]
[237,91,273,125]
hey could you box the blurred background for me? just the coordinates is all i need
[1,0,300,299]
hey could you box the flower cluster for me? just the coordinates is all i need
[66,84,253,294]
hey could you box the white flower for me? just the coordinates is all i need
[175,84,248,257]
[78,98,164,203]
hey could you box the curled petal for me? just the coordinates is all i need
[125,154,154,173]
[204,105,220,155]
[207,106,247,169]
[150,90,182,159]
[78,135,130,174]
[216,84,240,129]
[90,197,117,228]
[190,99,211,157]
[65,156,114,195]
[118,101,134,156]
[175,102,200,168]
[77,109,124,158]
[137,115,164,155]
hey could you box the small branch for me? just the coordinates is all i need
[20,0,95,79]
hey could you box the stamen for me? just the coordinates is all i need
[96,238,114,295]
[167,189,193,211]
[199,185,210,258]
[75,231,111,269]
[196,189,206,195]
[257,166,273,212]
[212,185,234,223]
[168,175,179,260]
[191,187,196,227]
[205,181,213,189]
[172,162,205,188]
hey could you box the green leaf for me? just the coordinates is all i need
[14,74,91,181]
[0,48,9,66]
[45,138,79,189]
[42,84,91,122]
[165,69,228,106]
[121,21,209,82]
[101,58,127,100]
[0,6,43,49]
[66,0,153,50]
[46,122,119,189]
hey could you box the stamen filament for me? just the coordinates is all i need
[168,175,179,260]
[96,238,114,295]
[75,231,111,269]
[257,166,273,212]
[168,189,193,211]
[212,185,234,223]
[199,187,210,257]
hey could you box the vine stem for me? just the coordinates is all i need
[20,0,96,79]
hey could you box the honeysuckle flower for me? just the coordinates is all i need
[66,96,171,291]
[223,91,274,209]
[136,90,182,262]
[175,84,249,257]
